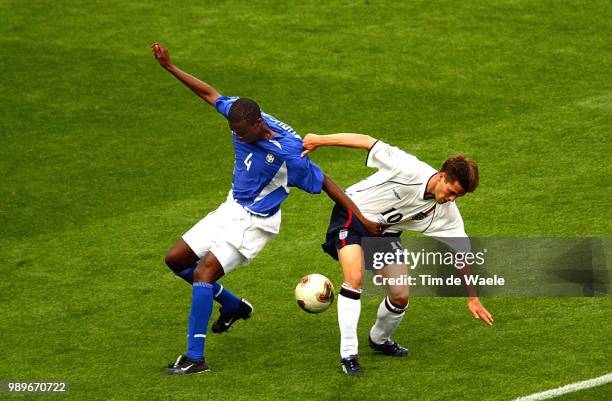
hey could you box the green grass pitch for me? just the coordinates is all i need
[1,0,611,400]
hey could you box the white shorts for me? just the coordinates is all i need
[182,193,281,274]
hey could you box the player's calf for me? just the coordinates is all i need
[369,296,409,356]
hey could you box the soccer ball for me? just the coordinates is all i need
[295,273,335,313]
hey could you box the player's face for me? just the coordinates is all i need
[230,118,265,144]
[434,175,465,204]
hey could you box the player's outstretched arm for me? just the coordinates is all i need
[321,175,384,236]
[151,42,221,106]
[457,262,494,325]
[301,133,377,157]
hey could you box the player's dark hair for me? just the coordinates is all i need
[228,98,262,124]
[441,156,479,193]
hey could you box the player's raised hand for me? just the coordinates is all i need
[301,133,320,157]
[468,297,494,325]
[151,42,172,69]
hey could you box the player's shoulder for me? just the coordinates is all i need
[260,111,301,145]
[215,95,239,103]
[374,141,437,181]
[262,112,299,138]
[423,205,468,252]
[369,141,432,169]
[214,95,239,117]
[256,133,302,160]
[438,200,463,219]
[428,201,465,234]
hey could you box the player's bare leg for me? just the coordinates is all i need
[337,244,365,375]
[368,263,410,357]
[165,239,199,276]
[166,240,198,268]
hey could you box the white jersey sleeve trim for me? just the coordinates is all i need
[366,140,387,169]
[365,139,380,166]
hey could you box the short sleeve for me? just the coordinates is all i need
[214,96,238,118]
[285,157,324,194]
[366,141,421,174]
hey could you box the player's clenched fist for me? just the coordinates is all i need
[301,133,320,157]
[151,42,172,69]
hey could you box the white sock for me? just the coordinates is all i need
[369,297,407,344]
[337,284,362,359]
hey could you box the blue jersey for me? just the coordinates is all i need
[214,96,324,216]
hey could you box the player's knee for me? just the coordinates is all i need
[344,272,363,289]
[164,240,198,273]
[192,262,220,283]
[389,294,409,309]
[192,265,209,283]
[164,251,180,271]
[192,268,215,283]
[164,249,189,273]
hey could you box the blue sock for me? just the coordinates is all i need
[212,282,242,314]
[186,282,213,361]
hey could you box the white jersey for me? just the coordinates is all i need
[346,140,469,251]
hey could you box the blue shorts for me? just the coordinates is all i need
[321,204,400,261]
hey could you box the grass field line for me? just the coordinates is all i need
[512,372,612,401]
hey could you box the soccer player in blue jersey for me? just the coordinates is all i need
[151,43,380,375]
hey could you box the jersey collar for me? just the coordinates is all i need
[421,173,437,200]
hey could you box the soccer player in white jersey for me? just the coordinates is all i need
[301,133,494,375]
[151,44,380,375]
